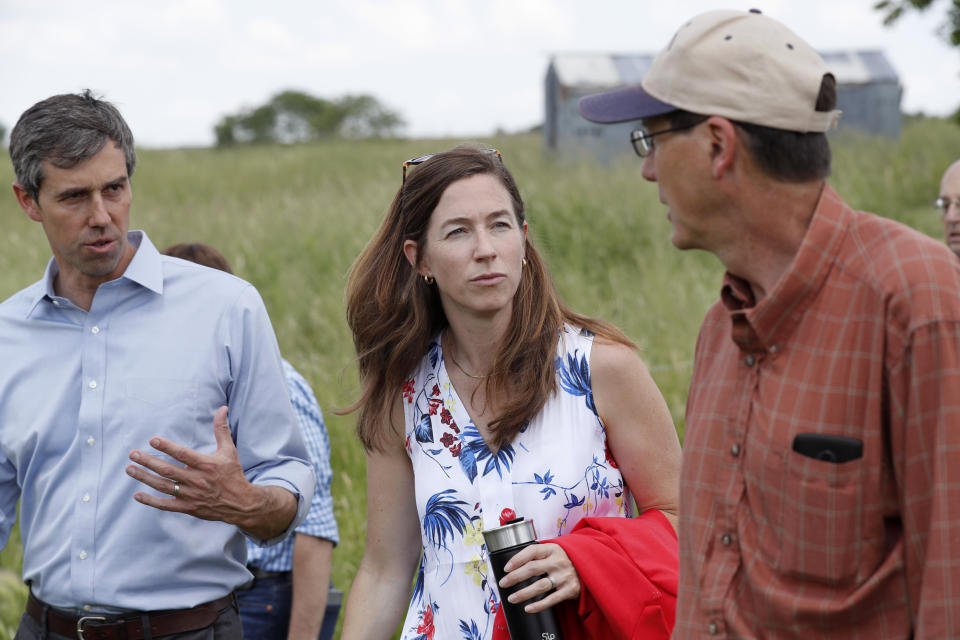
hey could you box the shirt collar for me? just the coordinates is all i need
[121,231,164,295]
[27,230,164,317]
[720,183,852,351]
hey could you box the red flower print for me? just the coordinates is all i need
[440,432,455,448]
[431,384,441,396]
[402,379,416,403]
[428,397,442,416]
[604,439,619,469]
[417,604,435,639]
[450,443,462,457]
[440,407,453,425]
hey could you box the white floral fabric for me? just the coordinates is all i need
[399,325,630,640]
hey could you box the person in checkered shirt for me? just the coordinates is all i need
[579,8,960,639]
[162,242,340,640]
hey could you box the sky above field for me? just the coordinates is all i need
[1,0,958,147]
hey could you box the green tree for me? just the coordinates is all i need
[336,94,405,138]
[875,0,960,46]
[213,90,405,147]
[0,121,6,146]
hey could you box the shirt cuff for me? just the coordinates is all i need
[245,476,313,548]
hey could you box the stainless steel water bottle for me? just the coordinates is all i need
[483,517,564,640]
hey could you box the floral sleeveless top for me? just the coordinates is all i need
[399,325,630,640]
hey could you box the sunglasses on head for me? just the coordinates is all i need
[401,148,502,184]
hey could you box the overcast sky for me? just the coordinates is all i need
[1,0,958,147]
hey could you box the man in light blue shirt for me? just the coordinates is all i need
[162,242,341,640]
[1,91,315,639]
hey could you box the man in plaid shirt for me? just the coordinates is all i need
[580,9,960,639]
[162,243,340,639]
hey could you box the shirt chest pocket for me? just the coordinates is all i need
[120,378,201,456]
[773,452,864,584]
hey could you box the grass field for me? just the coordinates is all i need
[0,116,957,638]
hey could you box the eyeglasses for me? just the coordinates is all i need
[629,117,708,158]
[402,148,502,184]
[935,196,960,217]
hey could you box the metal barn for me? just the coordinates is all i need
[544,50,902,161]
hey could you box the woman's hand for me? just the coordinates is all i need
[497,542,580,613]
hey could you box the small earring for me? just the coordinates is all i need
[424,274,435,285]
[522,257,528,267]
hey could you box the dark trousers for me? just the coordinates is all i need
[235,573,339,640]
[14,597,242,640]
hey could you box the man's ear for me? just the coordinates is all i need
[12,183,43,222]
[705,116,738,180]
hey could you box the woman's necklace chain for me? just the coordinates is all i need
[447,348,491,380]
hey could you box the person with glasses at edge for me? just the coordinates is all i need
[338,145,682,639]
[0,91,315,640]
[937,159,960,259]
[161,242,341,640]
[579,9,960,639]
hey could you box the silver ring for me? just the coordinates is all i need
[173,482,181,498]
[547,574,556,590]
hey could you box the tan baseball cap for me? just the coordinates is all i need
[579,9,842,133]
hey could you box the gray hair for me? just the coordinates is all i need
[9,89,136,201]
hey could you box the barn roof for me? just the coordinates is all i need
[550,50,898,90]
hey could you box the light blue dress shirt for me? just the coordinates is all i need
[0,231,314,613]
[246,359,339,572]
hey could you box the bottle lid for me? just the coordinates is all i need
[482,517,538,552]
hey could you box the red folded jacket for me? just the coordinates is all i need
[492,509,678,640]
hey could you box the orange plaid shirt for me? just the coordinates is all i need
[675,185,960,639]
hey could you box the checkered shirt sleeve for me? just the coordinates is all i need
[283,360,339,546]
[245,360,339,572]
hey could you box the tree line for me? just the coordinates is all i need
[214,90,404,147]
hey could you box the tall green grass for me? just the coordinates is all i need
[0,116,957,638]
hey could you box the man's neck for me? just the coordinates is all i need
[55,242,137,311]
[717,180,825,302]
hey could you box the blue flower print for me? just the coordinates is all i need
[460,424,515,482]
[591,469,611,499]
[556,349,596,415]
[412,554,426,604]
[423,489,470,550]
[459,619,482,640]
[535,470,557,500]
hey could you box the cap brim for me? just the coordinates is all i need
[578,84,676,124]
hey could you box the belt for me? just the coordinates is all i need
[26,592,233,640]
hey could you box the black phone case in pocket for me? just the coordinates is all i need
[792,433,863,463]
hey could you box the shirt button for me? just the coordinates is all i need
[88,380,97,389]
[731,444,741,457]
[769,344,778,354]
[744,354,756,367]
[79,551,88,560]
[82,494,91,503]
[722,533,733,546]
[87,437,96,446]
[83,605,92,612]
[708,621,719,634]
[91,326,100,334]
[52,300,61,307]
